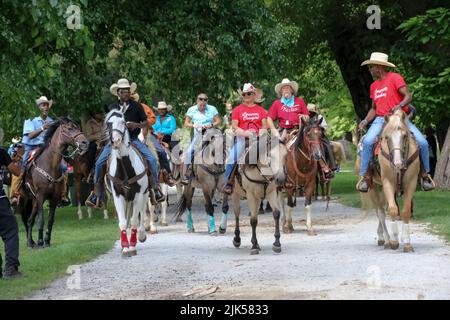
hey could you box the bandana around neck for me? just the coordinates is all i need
[281,96,294,107]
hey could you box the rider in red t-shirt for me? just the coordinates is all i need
[223,83,268,194]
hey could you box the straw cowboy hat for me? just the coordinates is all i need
[361,52,396,68]
[36,96,53,108]
[109,78,137,96]
[157,101,168,109]
[275,78,298,97]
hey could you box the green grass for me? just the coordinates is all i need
[331,160,450,242]
[0,205,117,300]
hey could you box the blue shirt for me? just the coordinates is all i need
[22,116,53,146]
[153,114,176,135]
[186,104,218,136]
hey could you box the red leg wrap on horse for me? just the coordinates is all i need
[121,230,129,248]
[130,228,137,247]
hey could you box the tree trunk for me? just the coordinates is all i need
[434,126,450,190]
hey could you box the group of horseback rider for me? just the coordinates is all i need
[9,51,435,209]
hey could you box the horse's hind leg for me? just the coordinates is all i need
[383,183,400,250]
[401,183,416,253]
[219,193,229,234]
[267,190,281,253]
[371,189,390,247]
[304,185,317,236]
[35,196,46,247]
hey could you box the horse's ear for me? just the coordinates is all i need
[384,114,390,122]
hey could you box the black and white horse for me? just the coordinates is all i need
[105,110,148,257]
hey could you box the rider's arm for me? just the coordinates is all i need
[393,86,412,112]
[212,114,221,128]
[266,117,280,137]
[185,116,194,128]
[232,120,249,137]
[359,101,376,129]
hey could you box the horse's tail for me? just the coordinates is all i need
[171,186,190,222]
[337,141,346,163]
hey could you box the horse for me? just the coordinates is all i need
[173,128,229,235]
[315,140,346,203]
[356,110,420,252]
[231,131,289,254]
[279,118,324,236]
[145,140,183,234]
[71,149,109,220]
[104,110,149,257]
[18,118,89,248]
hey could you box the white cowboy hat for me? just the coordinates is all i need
[36,96,53,108]
[241,83,256,94]
[157,101,168,109]
[275,78,298,97]
[307,103,317,112]
[361,52,396,68]
[109,78,137,96]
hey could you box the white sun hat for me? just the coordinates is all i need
[361,52,396,68]
[110,78,137,96]
[275,78,299,97]
[241,83,256,94]
[36,96,53,108]
[157,101,168,109]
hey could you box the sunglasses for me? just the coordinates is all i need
[198,97,208,101]
[242,92,254,97]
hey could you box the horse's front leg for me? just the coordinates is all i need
[219,193,229,234]
[27,199,39,248]
[304,182,317,236]
[382,181,400,250]
[401,181,416,253]
[267,188,281,253]
[203,190,216,235]
[149,200,158,234]
[284,188,295,233]
[114,195,130,257]
[36,195,46,247]
[232,192,241,248]
[247,191,260,255]
[370,188,390,247]
[44,198,58,247]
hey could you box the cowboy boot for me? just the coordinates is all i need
[322,138,338,172]
[223,164,238,195]
[161,169,177,187]
[85,167,106,208]
[319,159,334,180]
[181,164,192,186]
[356,174,372,193]
[10,169,24,207]
[421,173,435,191]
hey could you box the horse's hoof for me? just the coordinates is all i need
[219,227,226,234]
[144,226,150,232]
[161,222,168,227]
[138,235,147,243]
[384,243,391,250]
[176,217,183,223]
[377,240,385,246]
[44,242,51,248]
[27,241,36,248]
[282,226,289,234]
[209,231,218,236]
[307,229,317,236]
[389,241,399,250]
[128,249,137,256]
[187,228,195,233]
[250,248,260,255]
[272,245,281,253]
[150,229,158,235]
[233,239,241,248]
[403,244,415,253]
[121,249,131,258]
[37,240,44,247]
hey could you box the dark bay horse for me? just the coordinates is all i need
[18,118,88,248]
[280,118,324,235]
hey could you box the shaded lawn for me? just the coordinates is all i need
[0,205,117,300]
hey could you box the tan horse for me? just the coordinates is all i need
[357,110,420,252]
[231,131,289,254]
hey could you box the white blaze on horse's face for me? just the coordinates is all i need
[385,115,407,169]
[106,111,127,150]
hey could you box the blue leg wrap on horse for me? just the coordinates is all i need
[186,209,193,230]
[208,215,216,233]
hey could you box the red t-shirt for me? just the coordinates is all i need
[370,72,407,116]
[231,104,267,133]
[268,97,308,128]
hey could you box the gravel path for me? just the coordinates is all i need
[28,189,450,300]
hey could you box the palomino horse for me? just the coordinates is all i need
[173,128,229,235]
[18,118,89,248]
[357,110,420,252]
[71,149,109,220]
[104,110,148,257]
[232,131,289,254]
[280,118,324,235]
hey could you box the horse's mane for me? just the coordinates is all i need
[382,111,408,137]
[40,117,77,149]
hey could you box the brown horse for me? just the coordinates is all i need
[71,149,109,220]
[280,118,324,235]
[18,118,88,248]
[357,110,420,252]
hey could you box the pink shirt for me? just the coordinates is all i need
[231,104,267,133]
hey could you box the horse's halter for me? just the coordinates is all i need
[106,113,128,149]
[55,120,87,157]
[301,124,323,161]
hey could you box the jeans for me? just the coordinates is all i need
[224,137,246,181]
[360,116,430,176]
[0,191,20,273]
[148,134,171,173]
[94,139,159,199]
[183,135,202,165]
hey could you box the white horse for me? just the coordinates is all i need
[104,110,148,257]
